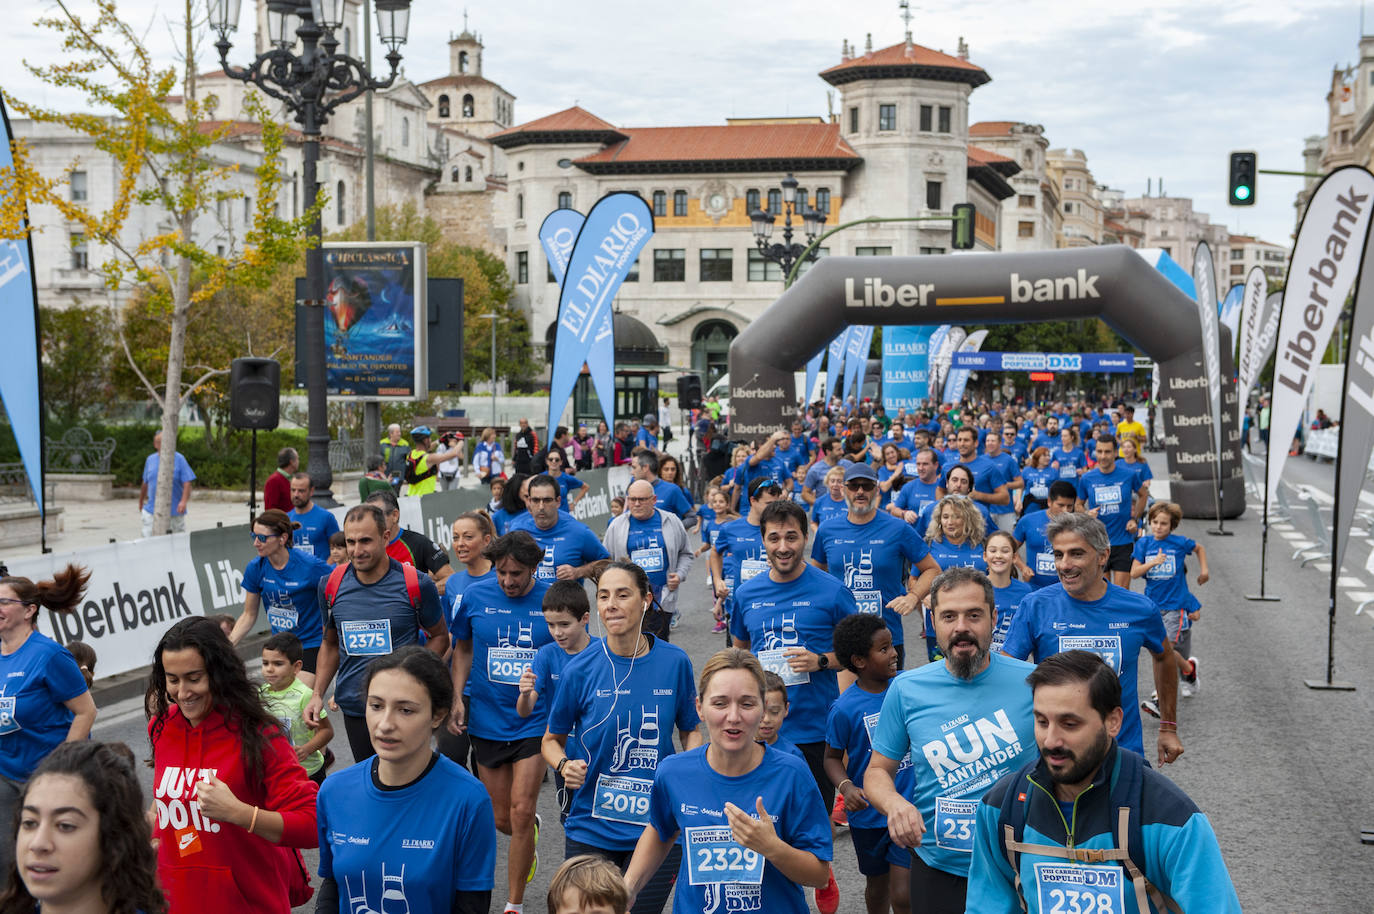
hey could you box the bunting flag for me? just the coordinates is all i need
[545,193,654,435]
[0,92,45,518]
[1265,165,1374,511]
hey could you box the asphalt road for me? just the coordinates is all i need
[88,446,1374,913]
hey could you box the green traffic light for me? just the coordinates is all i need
[1235,186,1251,201]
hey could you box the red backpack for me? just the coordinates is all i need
[323,561,421,611]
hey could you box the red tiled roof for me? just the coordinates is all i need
[970,121,1016,137]
[820,42,989,87]
[492,105,621,139]
[574,123,859,168]
[967,145,1015,167]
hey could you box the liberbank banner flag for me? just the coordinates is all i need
[1335,214,1374,575]
[942,329,988,404]
[0,92,44,517]
[882,325,934,409]
[546,193,654,435]
[1192,240,1224,478]
[1236,266,1269,433]
[1265,165,1374,509]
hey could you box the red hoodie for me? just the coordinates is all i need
[150,705,318,914]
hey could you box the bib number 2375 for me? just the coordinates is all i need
[341,620,392,656]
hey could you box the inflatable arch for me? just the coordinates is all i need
[728,245,1243,519]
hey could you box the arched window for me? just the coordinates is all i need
[336,179,346,226]
[691,320,738,388]
[465,165,473,182]
[652,190,666,217]
[438,95,450,118]
[401,117,409,147]
[462,94,474,117]
[458,51,469,73]
[451,167,460,182]
[558,191,572,210]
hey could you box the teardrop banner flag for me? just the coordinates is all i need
[0,91,45,521]
[853,326,875,402]
[1264,165,1374,514]
[804,349,824,408]
[1250,291,1282,385]
[881,325,935,409]
[842,324,868,404]
[546,193,654,436]
[1218,283,1244,358]
[932,327,966,402]
[824,331,846,403]
[1235,266,1269,434]
[943,329,989,404]
[1192,241,1224,497]
[540,209,584,283]
[925,325,950,397]
[1334,211,1374,578]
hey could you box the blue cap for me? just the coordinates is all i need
[410,425,432,438]
[844,463,878,483]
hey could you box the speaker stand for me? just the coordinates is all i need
[248,428,258,527]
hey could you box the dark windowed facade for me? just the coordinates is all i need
[767,189,781,215]
[699,249,733,281]
[919,105,933,132]
[926,181,942,211]
[654,249,685,282]
[516,251,528,283]
[938,106,951,133]
[849,106,859,133]
[746,189,760,213]
[815,188,830,214]
[558,191,572,210]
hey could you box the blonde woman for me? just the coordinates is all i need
[920,494,988,662]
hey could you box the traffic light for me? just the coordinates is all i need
[1229,152,1257,206]
[952,203,975,250]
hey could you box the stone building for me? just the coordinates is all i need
[968,121,1061,251]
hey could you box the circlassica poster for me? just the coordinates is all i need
[321,241,428,399]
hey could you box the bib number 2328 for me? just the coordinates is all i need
[1034,862,1126,914]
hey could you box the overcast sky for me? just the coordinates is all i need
[2,0,1362,247]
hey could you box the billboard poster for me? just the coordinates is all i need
[321,242,428,399]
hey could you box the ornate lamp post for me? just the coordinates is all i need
[750,172,825,283]
[207,0,412,505]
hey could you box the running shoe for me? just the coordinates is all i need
[670,612,682,630]
[831,793,848,828]
[1179,680,1194,698]
[711,618,727,633]
[815,866,840,914]
[1186,656,1200,695]
[527,812,540,884]
[1140,698,1160,719]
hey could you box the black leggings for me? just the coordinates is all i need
[797,740,836,812]
[341,713,375,763]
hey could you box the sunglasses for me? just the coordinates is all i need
[250,532,280,543]
[845,480,877,492]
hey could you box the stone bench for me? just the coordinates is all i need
[0,503,64,548]
[47,472,116,502]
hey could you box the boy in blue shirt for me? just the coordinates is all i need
[825,614,913,914]
[1131,502,1207,701]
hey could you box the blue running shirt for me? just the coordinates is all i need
[825,683,915,831]
[509,511,609,581]
[1013,510,1060,589]
[811,512,931,646]
[451,577,553,740]
[1076,465,1141,546]
[242,550,332,648]
[1132,534,1201,612]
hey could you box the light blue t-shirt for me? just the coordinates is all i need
[547,636,700,850]
[451,577,553,740]
[1013,510,1061,589]
[991,579,1034,652]
[811,494,848,526]
[811,511,931,646]
[893,477,941,518]
[141,451,196,516]
[731,565,858,743]
[712,518,766,599]
[648,745,832,914]
[871,653,1037,877]
[1001,583,1165,757]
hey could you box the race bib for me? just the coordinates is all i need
[1035,551,1057,576]
[934,797,977,853]
[340,620,392,656]
[758,648,809,686]
[592,774,653,825]
[853,589,882,616]
[1030,484,1049,499]
[265,597,298,632]
[1146,553,1176,580]
[684,826,765,886]
[1058,635,1122,674]
[1058,465,1078,480]
[903,460,921,476]
[740,559,768,582]
[486,646,537,684]
[1034,862,1126,914]
[0,696,18,736]
[1093,485,1122,515]
[631,546,666,574]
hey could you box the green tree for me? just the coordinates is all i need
[0,1,314,532]
[39,303,117,425]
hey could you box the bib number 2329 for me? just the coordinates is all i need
[1034,862,1126,914]
[684,826,764,886]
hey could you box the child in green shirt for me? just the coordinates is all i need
[260,632,335,783]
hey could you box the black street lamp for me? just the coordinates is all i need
[208,0,412,506]
[750,172,825,282]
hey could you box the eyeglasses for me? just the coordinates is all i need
[845,481,876,492]
[250,532,280,543]
[527,496,558,506]
[0,597,30,608]
[626,496,655,504]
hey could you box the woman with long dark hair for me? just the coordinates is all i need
[147,617,317,914]
[227,509,332,685]
[542,561,701,913]
[0,564,95,876]
[316,647,495,914]
[0,740,165,914]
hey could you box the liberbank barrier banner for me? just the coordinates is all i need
[1265,165,1374,510]
[881,325,934,409]
[942,329,988,404]
[1192,240,1225,490]
[547,193,655,436]
[1334,212,1374,576]
[951,351,1135,373]
[11,467,633,679]
[0,92,46,516]
[321,242,428,399]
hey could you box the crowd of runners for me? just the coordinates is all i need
[0,394,1244,914]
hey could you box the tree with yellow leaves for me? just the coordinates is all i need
[0,0,314,534]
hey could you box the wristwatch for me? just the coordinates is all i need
[816,653,830,670]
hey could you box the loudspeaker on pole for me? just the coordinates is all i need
[230,357,281,430]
